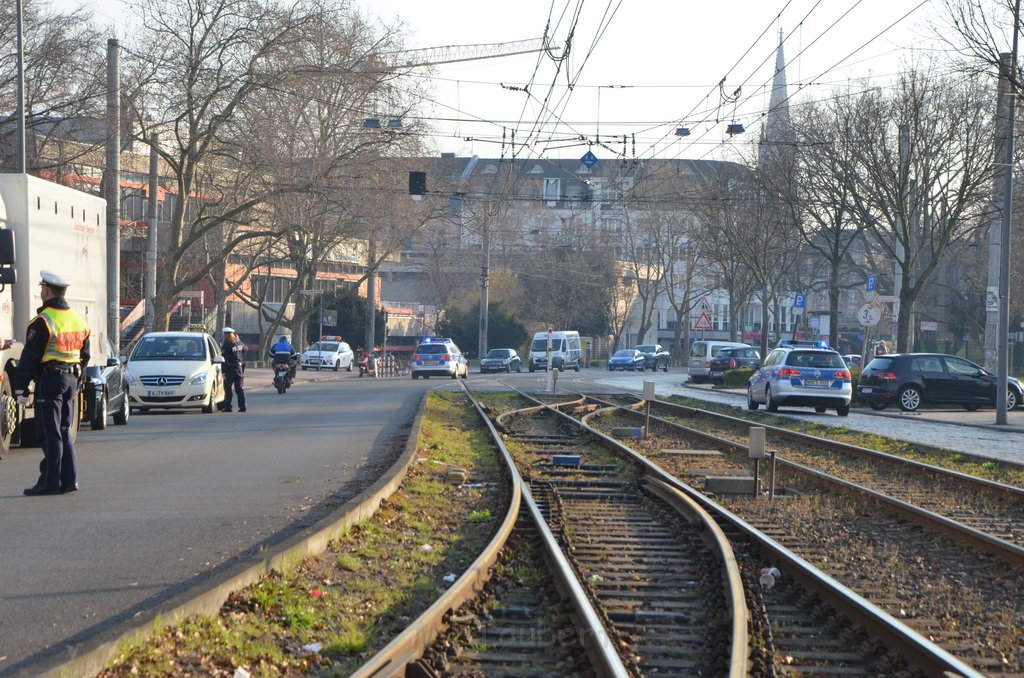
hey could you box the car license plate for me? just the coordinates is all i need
[147,389,176,397]
[859,387,872,393]
[710,371,723,377]
[804,379,830,387]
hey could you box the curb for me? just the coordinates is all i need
[35,392,430,678]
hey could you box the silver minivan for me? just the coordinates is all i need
[687,340,750,383]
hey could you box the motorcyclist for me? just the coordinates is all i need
[268,336,298,384]
[358,347,375,377]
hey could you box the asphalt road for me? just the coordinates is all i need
[0,369,428,675]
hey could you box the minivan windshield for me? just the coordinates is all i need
[531,338,564,351]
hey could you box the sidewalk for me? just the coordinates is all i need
[682,381,1024,433]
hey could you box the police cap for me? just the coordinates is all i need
[222,327,235,334]
[39,270,71,290]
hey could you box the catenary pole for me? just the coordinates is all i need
[996,7,1019,425]
[145,132,159,333]
[106,38,121,354]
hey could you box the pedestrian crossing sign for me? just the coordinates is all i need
[693,311,714,330]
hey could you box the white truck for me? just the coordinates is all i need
[0,173,108,456]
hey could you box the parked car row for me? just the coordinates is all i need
[677,337,1022,417]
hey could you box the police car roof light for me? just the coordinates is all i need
[776,338,833,350]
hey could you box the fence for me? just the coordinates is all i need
[367,353,410,378]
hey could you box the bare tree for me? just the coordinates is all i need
[785,95,872,349]
[845,68,995,351]
[0,0,106,174]
[122,0,318,329]
[225,0,428,350]
[689,165,759,343]
[941,0,1021,86]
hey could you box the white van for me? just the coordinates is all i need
[688,340,750,383]
[528,330,582,372]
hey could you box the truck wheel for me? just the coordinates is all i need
[0,378,14,458]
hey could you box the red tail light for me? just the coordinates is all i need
[779,367,801,377]
[412,354,421,360]
[705,360,712,368]
[440,354,452,360]
[834,369,851,379]
[877,371,898,382]
[729,358,737,369]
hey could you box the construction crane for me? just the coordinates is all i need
[384,38,559,69]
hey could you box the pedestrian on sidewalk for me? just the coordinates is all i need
[219,327,247,412]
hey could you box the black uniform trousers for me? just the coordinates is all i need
[223,371,246,411]
[34,371,79,491]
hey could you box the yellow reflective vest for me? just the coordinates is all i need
[36,307,90,364]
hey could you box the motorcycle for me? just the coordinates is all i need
[358,352,376,378]
[270,352,296,393]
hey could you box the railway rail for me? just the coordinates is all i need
[366,384,978,676]
[570,390,1023,675]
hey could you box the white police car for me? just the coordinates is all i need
[746,340,852,416]
[300,337,354,371]
[411,337,469,380]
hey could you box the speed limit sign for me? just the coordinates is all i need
[857,303,881,327]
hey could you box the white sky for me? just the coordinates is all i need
[48,0,957,162]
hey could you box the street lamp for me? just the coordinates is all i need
[300,289,324,343]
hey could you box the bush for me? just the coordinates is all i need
[722,368,755,387]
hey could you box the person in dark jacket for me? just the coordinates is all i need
[219,327,246,412]
[15,270,91,496]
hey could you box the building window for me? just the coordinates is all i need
[543,178,560,206]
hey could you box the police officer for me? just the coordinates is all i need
[219,327,247,412]
[15,270,91,496]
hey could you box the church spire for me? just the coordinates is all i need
[759,28,793,168]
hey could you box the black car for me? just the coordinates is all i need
[82,339,130,430]
[708,346,761,384]
[858,353,1023,412]
[633,344,670,371]
[479,348,522,373]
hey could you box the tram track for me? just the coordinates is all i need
[571,391,1023,675]
[472,384,975,676]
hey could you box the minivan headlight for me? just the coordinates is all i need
[189,372,209,385]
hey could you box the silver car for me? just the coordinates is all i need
[746,345,853,416]
[411,338,469,380]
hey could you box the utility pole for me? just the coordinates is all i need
[144,132,158,333]
[14,0,25,174]
[478,222,490,359]
[996,23,1019,424]
[364,238,377,351]
[105,38,121,354]
[893,124,909,351]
